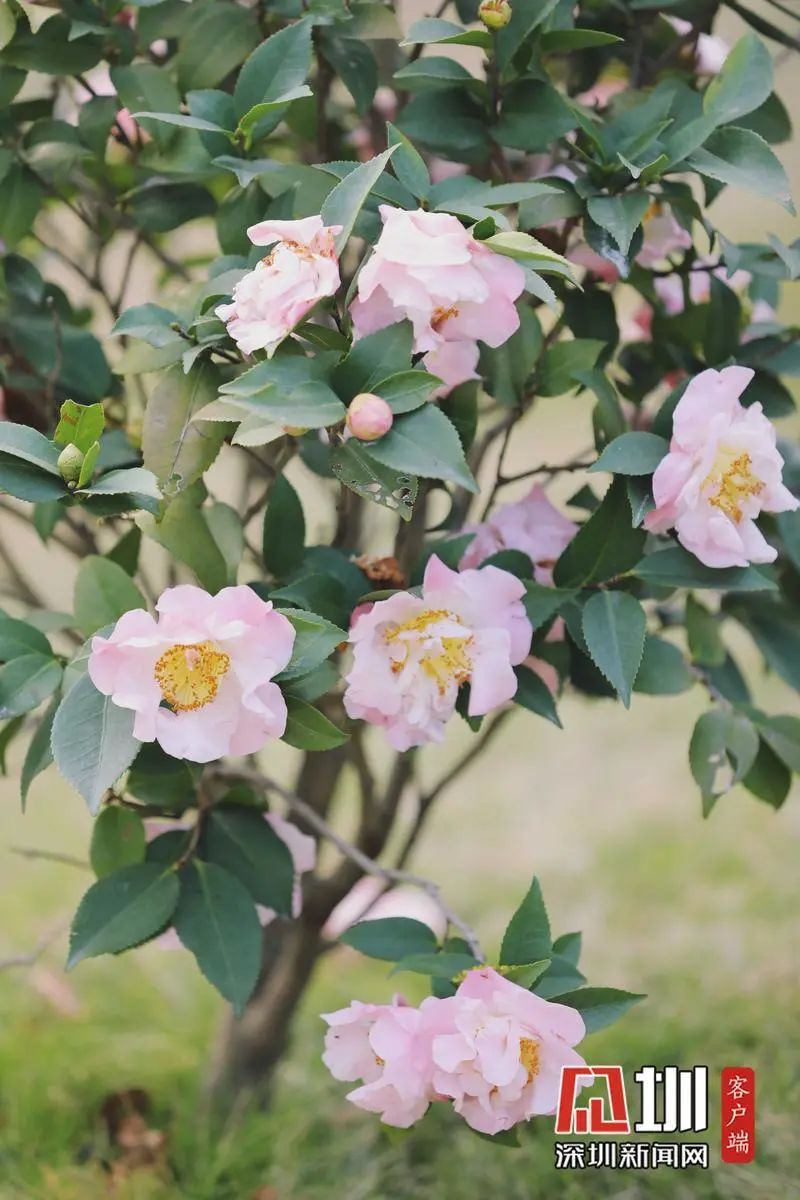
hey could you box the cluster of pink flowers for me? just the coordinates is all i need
[343,555,532,751]
[88,585,295,762]
[351,205,526,396]
[645,366,798,567]
[215,207,525,397]
[322,966,587,1134]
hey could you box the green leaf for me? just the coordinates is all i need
[484,231,572,276]
[513,665,562,727]
[174,861,262,1015]
[73,556,146,639]
[590,432,669,476]
[633,635,693,695]
[743,739,791,810]
[0,421,61,476]
[0,653,61,718]
[689,708,759,813]
[90,806,147,878]
[135,110,233,135]
[233,17,312,119]
[333,323,414,401]
[235,85,312,146]
[540,28,622,51]
[633,546,776,592]
[366,404,477,492]
[552,931,582,966]
[732,602,800,692]
[54,400,105,455]
[686,595,726,667]
[77,467,161,515]
[205,805,295,915]
[538,339,605,397]
[67,863,179,968]
[276,609,346,682]
[703,33,773,127]
[503,959,551,988]
[321,146,397,253]
[391,952,476,979]
[143,362,225,495]
[586,193,650,256]
[51,673,141,814]
[137,492,227,593]
[373,370,440,415]
[262,476,305,579]
[20,692,58,808]
[551,987,645,1033]
[704,276,742,366]
[176,1,260,92]
[752,713,800,773]
[340,916,438,961]
[402,17,490,49]
[581,591,646,708]
[686,126,795,214]
[523,583,577,630]
[282,696,348,751]
[499,876,551,967]
[554,479,646,587]
[0,615,51,661]
[387,122,430,200]
[111,304,182,349]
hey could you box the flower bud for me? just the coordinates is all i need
[57,443,85,487]
[479,0,512,29]
[346,393,393,442]
[283,425,309,437]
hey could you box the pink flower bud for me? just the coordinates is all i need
[346,393,393,442]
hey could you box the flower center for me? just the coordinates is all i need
[704,449,764,523]
[519,1037,540,1082]
[432,305,459,331]
[384,608,473,694]
[154,641,230,712]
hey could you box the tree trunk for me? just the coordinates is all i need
[207,915,324,1109]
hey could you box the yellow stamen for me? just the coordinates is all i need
[432,305,459,331]
[384,609,473,694]
[704,450,764,523]
[154,641,230,712]
[519,1037,540,1082]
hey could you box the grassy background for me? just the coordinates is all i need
[2,3,800,1197]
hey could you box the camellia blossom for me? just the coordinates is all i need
[343,555,532,750]
[350,206,525,396]
[430,967,588,1134]
[216,216,341,356]
[321,968,588,1134]
[88,585,295,762]
[322,997,442,1127]
[645,366,799,568]
[460,485,577,584]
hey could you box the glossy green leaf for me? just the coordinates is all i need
[68,863,179,968]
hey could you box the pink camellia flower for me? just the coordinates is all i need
[88,585,295,762]
[424,339,480,398]
[346,392,394,441]
[460,485,577,584]
[350,206,525,396]
[216,216,341,357]
[322,997,441,1127]
[636,203,693,269]
[644,366,799,568]
[430,967,588,1135]
[667,16,728,75]
[343,555,532,750]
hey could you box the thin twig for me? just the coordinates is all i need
[10,845,90,870]
[0,918,70,972]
